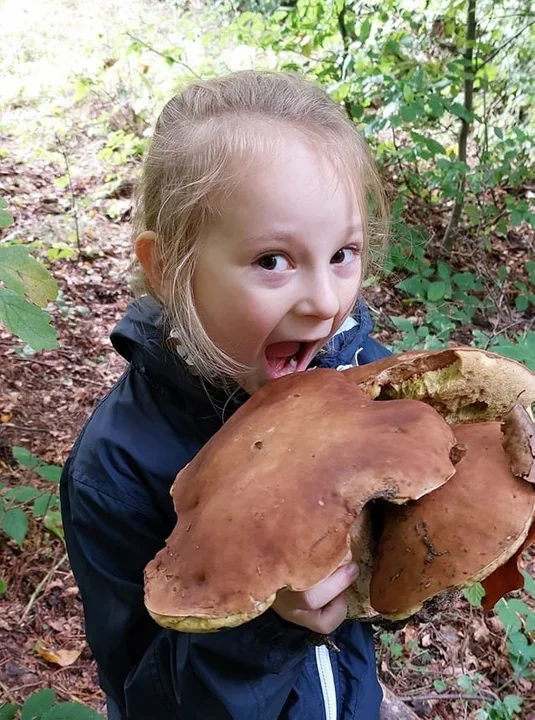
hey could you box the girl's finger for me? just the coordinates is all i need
[296,594,349,635]
[298,562,358,611]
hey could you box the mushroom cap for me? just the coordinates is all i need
[481,404,535,610]
[346,347,535,424]
[144,369,458,631]
[370,418,535,620]
[481,521,535,612]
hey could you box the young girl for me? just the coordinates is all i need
[60,70,391,720]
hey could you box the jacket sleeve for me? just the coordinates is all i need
[62,463,311,720]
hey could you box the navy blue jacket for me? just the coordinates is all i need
[60,298,391,720]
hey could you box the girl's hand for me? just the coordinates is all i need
[272,554,358,635]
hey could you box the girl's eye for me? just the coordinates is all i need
[331,247,359,265]
[256,254,290,272]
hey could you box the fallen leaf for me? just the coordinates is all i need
[1,412,12,422]
[473,623,490,643]
[421,632,432,647]
[35,644,81,667]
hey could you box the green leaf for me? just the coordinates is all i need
[0,208,14,228]
[436,261,451,282]
[516,296,528,312]
[2,507,28,546]
[0,577,6,593]
[390,316,414,333]
[403,84,414,103]
[44,508,64,541]
[505,598,531,616]
[390,642,403,658]
[449,102,473,123]
[463,583,485,608]
[0,288,58,351]
[12,446,41,469]
[36,465,62,483]
[32,492,55,517]
[433,678,447,692]
[0,197,14,228]
[503,695,523,713]
[496,599,522,634]
[0,704,19,720]
[453,272,476,291]
[41,702,104,719]
[358,18,371,43]
[521,570,535,597]
[397,275,425,298]
[428,95,445,118]
[456,674,473,691]
[22,689,56,720]
[464,204,479,225]
[400,102,424,122]
[425,137,446,156]
[0,246,58,307]
[4,486,42,503]
[426,280,447,302]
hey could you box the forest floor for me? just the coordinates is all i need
[1,1,534,718]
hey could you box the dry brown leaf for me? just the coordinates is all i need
[421,633,432,647]
[35,645,81,667]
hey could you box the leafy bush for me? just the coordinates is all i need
[0,197,58,350]
[0,447,63,550]
[0,688,104,720]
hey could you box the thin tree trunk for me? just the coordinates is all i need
[337,2,354,119]
[443,0,477,251]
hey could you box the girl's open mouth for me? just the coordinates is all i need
[264,341,316,380]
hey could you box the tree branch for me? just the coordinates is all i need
[478,20,535,71]
[125,33,200,78]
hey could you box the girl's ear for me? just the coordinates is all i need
[135,231,161,292]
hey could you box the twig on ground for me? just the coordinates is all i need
[0,679,18,704]
[4,424,53,433]
[400,692,496,702]
[20,552,68,624]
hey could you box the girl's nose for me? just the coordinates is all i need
[293,271,340,321]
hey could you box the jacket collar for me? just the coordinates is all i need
[111,296,375,423]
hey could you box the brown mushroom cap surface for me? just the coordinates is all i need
[144,369,458,631]
[346,347,535,424]
[370,420,535,620]
[480,404,535,609]
[482,521,535,612]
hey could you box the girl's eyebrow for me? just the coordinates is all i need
[243,225,363,246]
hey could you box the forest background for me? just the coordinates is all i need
[0,0,534,718]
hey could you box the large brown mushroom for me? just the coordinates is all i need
[145,370,458,631]
[144,347,535,630]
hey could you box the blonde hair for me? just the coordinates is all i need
[132,70,389,384]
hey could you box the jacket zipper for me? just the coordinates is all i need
[315,645,337,720]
